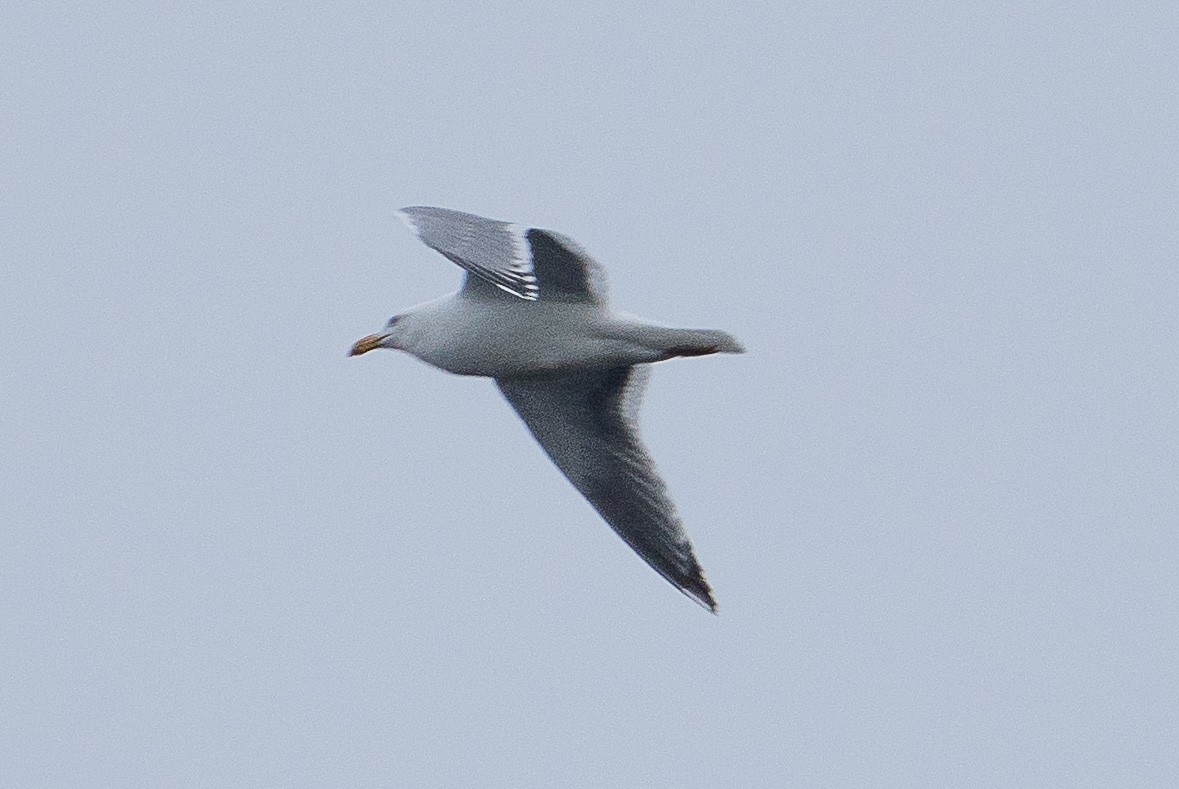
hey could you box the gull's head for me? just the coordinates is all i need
[349,315,404,357]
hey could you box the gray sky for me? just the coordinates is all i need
[3,2,1177,786]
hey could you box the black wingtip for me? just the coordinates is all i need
[686,589,718,614]
[682,572,719,614]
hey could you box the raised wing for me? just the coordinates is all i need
[398,206,607,304]
[496,366,715,611]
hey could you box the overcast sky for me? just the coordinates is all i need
[3,2,1177,786]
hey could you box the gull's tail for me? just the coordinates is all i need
[649,328,745,359]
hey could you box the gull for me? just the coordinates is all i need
[351,207,743,611]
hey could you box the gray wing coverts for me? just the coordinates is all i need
[496,366,716,611]
[399,206,606,304]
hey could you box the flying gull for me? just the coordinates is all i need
[351,207,743,611]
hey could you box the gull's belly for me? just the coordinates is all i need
[410,302,652,377]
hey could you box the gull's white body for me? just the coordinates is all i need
[352,207,743,611]
[396,293,731,378]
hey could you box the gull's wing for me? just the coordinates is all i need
[398,206,607,304]
[496,366,716,611]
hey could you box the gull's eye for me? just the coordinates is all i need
[386,315,400,327]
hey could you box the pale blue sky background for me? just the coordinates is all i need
[3,2,1177,786]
